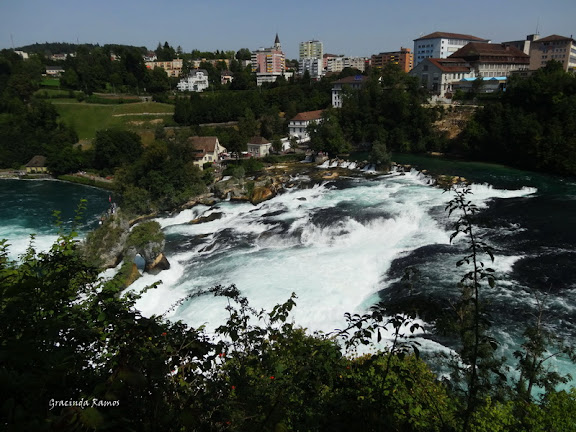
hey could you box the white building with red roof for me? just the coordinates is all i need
[288,110,324,142]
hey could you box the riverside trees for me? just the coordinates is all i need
[457,60,576,176]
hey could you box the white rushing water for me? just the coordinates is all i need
[131,170,538,354]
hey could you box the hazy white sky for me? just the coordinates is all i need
[1,0,574,59]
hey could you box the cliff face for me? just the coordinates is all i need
[433,105,476,140]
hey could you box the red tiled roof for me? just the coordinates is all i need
[450,43,529,61]
[188,136,218,154]
[291,109,324,122]
[248,136,270,145]
[426,58,471,73]
[533,34,575,43]
[415,31,489,42]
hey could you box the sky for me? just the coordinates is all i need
[1,0,575,59]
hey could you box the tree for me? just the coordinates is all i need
[369,139,391,170]
[93,129,143,172]
[235,48,252,61]
[307,109,351,157]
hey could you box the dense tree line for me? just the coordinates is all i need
[173,75,332,126]
[455,61,576,176]
[1,192,575,431]
[307,65,445,159]
[0,49,81,172]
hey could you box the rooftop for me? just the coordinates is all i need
[291,110,324,122]
[451,43,529,61]
[248,136,271,145]
[188,136,219,155]
[414,31,490,42]
[533,34,576,43]
[426,58,472,73]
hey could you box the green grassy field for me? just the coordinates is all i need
[51,100,174,143]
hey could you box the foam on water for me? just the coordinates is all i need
[134,173,538,343]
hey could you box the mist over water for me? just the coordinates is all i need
[2,161,575,389]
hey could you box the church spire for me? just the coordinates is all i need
[274,33,281,50]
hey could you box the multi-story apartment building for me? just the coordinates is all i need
[251,34,286,86]
[300,58,324,79]
[413,32,490,65]
[325,56,368,73]
[529,34,576,71]
[299,40,323,61]
[299,40,324,79]
[145,59,184,77]
[371,47,413,72]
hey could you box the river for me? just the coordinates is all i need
[2,157,575,389]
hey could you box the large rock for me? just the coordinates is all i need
[250,186,276,205]
[189,212,223,224]
[145,252,171,275]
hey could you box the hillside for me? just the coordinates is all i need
[48,95,174,146]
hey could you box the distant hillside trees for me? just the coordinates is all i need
[0,49,78,171]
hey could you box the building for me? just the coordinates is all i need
[502,34,540,55]
[413,31,490,65]
[325,56,368,73]
[288,110,324,142]
[45,66,65,77]
[410,43,529,99]
[176,69,209,92]
[25,155,48,174]
[409,58,474,98]
[300,40,324,61]
[451,42,530,78]
[145,59,183,77]
[299,40,324,79]
[371,47,413,72]
[529,34,576,72]
[300,57,324,79]
[247,136,272,157]
[251,34,286,86]
[220,70,234,85]
[331,75,369,108]
[188,136,227,170]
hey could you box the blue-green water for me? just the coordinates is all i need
[0,179,110,259]
[2,157,576,392]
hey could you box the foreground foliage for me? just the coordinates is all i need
[1,193,576,431]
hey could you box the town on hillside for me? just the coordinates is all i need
[3,29,576,186]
